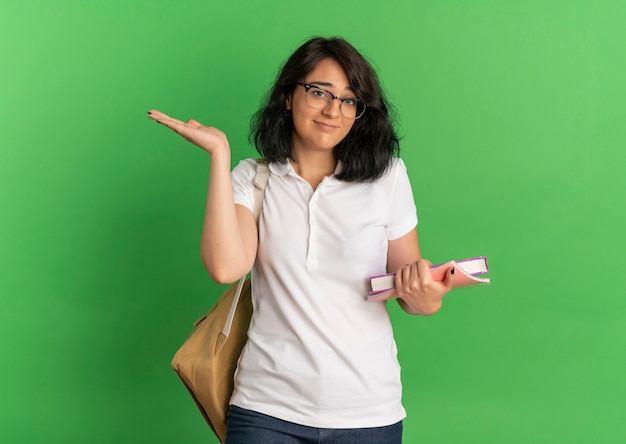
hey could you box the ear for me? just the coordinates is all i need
[286,94,292,111]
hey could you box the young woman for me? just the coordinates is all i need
[149,36,454,444]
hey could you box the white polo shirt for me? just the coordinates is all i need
[229,157,417,428]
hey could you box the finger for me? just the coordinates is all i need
[442,266,455,289]
[186,118,202,129]
[147,109,174,122]
[156,115,197,137]
[148,110,186,128]
[416,260,433,282]
[402,263,413,280]
[394,263,410,289]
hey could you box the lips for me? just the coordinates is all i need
[314,120,339,130]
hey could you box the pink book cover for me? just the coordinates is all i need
[368,256,490,302]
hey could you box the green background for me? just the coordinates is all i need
[2,0,624,443]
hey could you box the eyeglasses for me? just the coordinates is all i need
[295,82,367,119]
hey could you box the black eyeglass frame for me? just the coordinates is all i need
[295,82,367,119]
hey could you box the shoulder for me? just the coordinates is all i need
[389,157,408,173]
[231,158,259,194]
[376,158,411,187]
[231,158,260,209]
[232,158,258,176]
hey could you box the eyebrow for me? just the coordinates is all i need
[308,81,355,92]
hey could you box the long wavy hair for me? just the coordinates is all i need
[249,37,400,183]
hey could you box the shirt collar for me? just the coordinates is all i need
[268,161,291,176]
[268,160,343,182]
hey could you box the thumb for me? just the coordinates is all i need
[186,119,202,129]
[442,266,455,289]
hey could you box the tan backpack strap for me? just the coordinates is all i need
[252,158,269,223]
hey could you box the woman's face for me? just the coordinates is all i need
[286,58,357,155]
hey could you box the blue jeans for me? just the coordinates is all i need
[225,405,403,444]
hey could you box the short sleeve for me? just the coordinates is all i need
[385,158,418,240]
[231,158,257,212]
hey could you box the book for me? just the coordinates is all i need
[368,256,490,301]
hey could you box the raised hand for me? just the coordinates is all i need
[148,109,230,156]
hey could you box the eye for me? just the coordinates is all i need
[342,98,358,107]
[310,88,328,99]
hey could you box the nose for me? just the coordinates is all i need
[323,97,342,117]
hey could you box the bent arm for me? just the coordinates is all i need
[200,151,258,283]
[387,228,453,315]
[148,109,258,284]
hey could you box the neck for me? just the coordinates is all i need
[289,151,337,190]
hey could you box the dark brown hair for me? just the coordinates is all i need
[249,37,400,182]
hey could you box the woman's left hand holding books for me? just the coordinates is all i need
[393,260,455,316]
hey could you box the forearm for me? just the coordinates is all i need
[146,110,256,281]
[388,228,447,316]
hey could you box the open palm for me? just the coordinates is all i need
[148,109,229,155]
